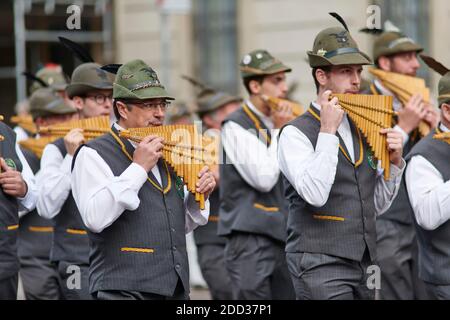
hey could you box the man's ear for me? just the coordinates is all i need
[315,68,329,87]
[71,96,84,112]
[116,101,129,120]
[378,56,391,72]
[248,79,262,95]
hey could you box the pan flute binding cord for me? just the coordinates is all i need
[261,95,305,118]
[434,132,450,145]
[10,114,38,135]
[369,68,431,137]
[38,116,110,140]
[330,94,394,180]
[119,125,214,210]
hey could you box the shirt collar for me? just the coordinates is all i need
[113,122,138,148]
[245,99,274,129]
[440,123,449,132]
[374,79,402,111]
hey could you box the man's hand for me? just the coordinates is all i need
[423,103,440,129]
[380,128,404,168]
[133,135,164,172]
[318,90,344,135]
[0,158,27,198]
[196,166,216,200]
[397,94,427,134]
[271,100,295,129]
[64,128,85,156]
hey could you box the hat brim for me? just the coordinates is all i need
[377,43,424,60]
[66,83,113,99]
[199,95,242,114]
[308,51,372,68]
[113,83,175,101]
[241,64,292,78]
[31,100,76,119]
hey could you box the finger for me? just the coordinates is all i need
[0,158,11,172]
[329,97,339,106]
[198,166,210,178]
[320,90,332,104]
[140,135,159,144]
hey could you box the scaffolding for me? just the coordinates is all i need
[8,0,113,103]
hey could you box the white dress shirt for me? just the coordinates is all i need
[221,100,280,193]
[15,144,38,217]
[36,142,73,220]
[14,126,30,143]
[374,79,410,146]
[71,123,210,234]
[406,123,450,231]
[278,102,405,216]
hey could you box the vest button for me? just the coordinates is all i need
[175,264,181,270]
[171,228,175,233]
[172,246,177,251]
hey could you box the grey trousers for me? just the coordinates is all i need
[425,282,450,300]
[94,278,189,300]
[0,273,18,300]
[197,244,233,300]
[376,219,430,300]
[20,256,61,300]
[224,233,295,300]
[286,250,375,300]
[57,261,92,300]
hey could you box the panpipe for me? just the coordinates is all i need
[19,136,57,158]
[261,95,305,117]
[10,114,38,135]
[434,132,450,145]
[38,115,110,140]
[330,94,395,180]
[369,68,431,137]
[119,125,209,209]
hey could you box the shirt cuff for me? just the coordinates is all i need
[393,125,410,146]
[389,158,406,182]
[122,163,149,192]
[61,154,74,175]
[316,132,340,156]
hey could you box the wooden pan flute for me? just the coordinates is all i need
[119,125,210,209]
[331,94,395,180]
[262,95,305,118]
[38,116,110,140]
[369,68,431,137]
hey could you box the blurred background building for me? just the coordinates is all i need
[1,0,449,120]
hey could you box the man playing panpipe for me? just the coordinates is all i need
[36,62,114,300]
[18,88,76,300]
[193,82,241,300]
[219,49,296,300]
[278,13,405,300]
[361,26,436,300]
[71,60,215,300]
[405,56,450,300]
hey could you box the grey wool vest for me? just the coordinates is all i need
[49,138,89,264]
[0,123,23,280]
[405,127,450,284]
[364,81,418,226]
[193,189,225,246]
[218,105,288,243]
[79,126,189,296]
[283,106,378,262]
[18,148,54,259]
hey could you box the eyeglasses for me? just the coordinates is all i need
[128,101,171,111]
[85,94,113,104]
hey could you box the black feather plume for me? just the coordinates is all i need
[329,12,349,31]
[101,64,123,75]
[58,36,94,63]
[22,71,48,88]
[420,54,450,76]
[359,27,384,35]
[181,75,210,91]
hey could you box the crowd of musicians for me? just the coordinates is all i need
[0,13,449,300]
